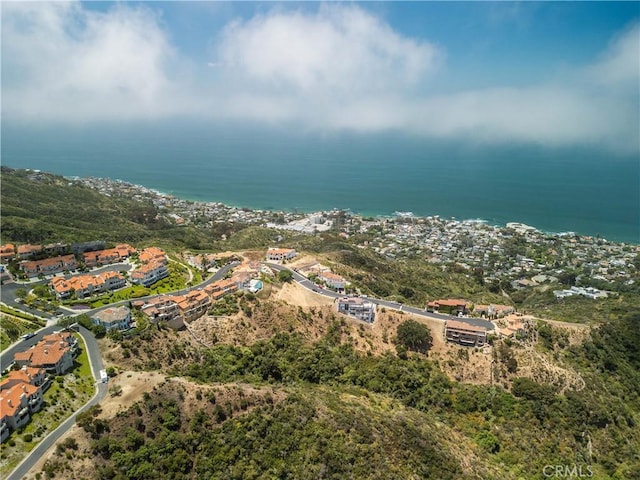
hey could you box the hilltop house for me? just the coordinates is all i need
[92,306,131,331]
[317,271,347,292]
[169,290,211,323]
[336,297,375,323]
[203,278,238,300]
[138,297,183,330]
[427,299,470,316]
[473,304,515,320]
[444,320,487,347]
[266,248,297,262]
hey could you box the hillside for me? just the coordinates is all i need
[28,289,640,479]
[2,168,639,479]
[0,167,220,249]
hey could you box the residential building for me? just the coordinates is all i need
[336,297,375,322]
[71,241,106,256]
[497,315,529,338]
[266,247,297,262]
[50,271,126,299]
[83,243,136,267]
[0,385,34,434]
[131,261,169,287]
[139,297,183,329]
[20,254,77,278]
[445,320,487,347]
[92,306,131,331]
[473,304,515,319]
[0,244,15,263]
[139,247,168,265]
[204,278,238,300]
[13,333,76,375]
[427,299,470,315]
[169,290,211,322]
[0,366,47,391]
[317,271,347,291]
[17,244,43,260]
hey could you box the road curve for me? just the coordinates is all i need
[6,326,107,480]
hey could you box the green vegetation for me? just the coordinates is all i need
[0,167,221,249]
[0,342,95,477]
[277,269,293,283]
[53,312,640,479]
[395,319,432,353]
[0,313,43,351]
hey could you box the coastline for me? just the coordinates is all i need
[68,171,637,246]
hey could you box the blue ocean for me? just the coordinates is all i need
[2,122,638,244]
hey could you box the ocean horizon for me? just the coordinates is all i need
[2,122,638,244]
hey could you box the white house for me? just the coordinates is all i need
[92,306,131,331]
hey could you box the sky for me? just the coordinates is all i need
[2,1,639,154]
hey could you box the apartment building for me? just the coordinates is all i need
[444,320,487,347]
[50,271,126,299]
[131,261,169,287]
[20,254,77,278]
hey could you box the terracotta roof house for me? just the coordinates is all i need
[317,271,347,291]
[266,248,297,262]
[0,383,39,435]
[0,244,16,263]
[169,290,211,323]
[131,261,169,287]
[50,271,126,299]
[427,299,470,315]
[0,366,46,391]
[17,244,43,259]
[138,247,167,265]
[140,297,183,330]
[20,254,77,278]
[203,278,238,300]
[14,333,76,375]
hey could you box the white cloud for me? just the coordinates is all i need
[2,2,638,153]
[216,5,440,94]
[1,1,195,121]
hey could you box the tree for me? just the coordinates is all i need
[277,269,293,283]
[15,287,28,300]
[396,320,432,353]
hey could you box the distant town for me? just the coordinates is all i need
[75,174,638,295]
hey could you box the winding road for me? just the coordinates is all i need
[3,258,491,478]
[1,262,237,479]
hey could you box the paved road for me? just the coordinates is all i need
[0,263,133,315]
[1,262,237,479]
[6,326,107,480]
[266,263,495,331]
